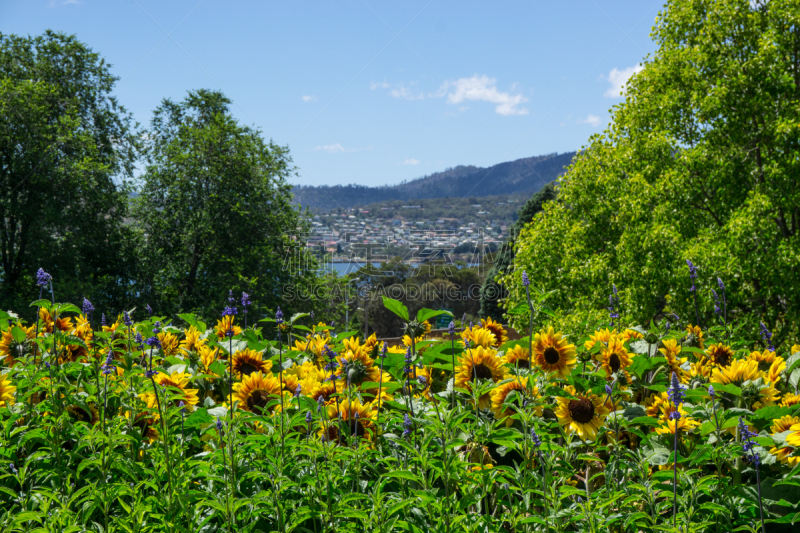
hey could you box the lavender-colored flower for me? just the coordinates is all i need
[134,332,143,345]
[275,307,284,325]
[310,311,314,319]
[123,310,132,327]
[330,320,335,328]
[665,321,671,335]
[36,268,52,287]
[145,369,157,379]
[101,352,115,375]
[402,413,412,438]
[448,320,456,336]
[82,297,94,316]
[530,428,542,449]
[759,322,774,351]
[241,292,251,313]
[668,372,685,407]
[294,384,302,398]
[708,385,715,399]
[738,417,759,463]
[669,410,681,421]
[45,362,51,369]
[101,313,107,327]
[146,304,152,316]
[380,341,388,359]
[9,464,17,475]
[522,270,530,287]
[417,375,428,388]
[711,289,721,316]
[179,401,186,415]
[717,277,725,290]
[145,336,161,349]
[222,306,237,317]
[216,417,223,433]
[317,395,325,412]
[305,410,313,424]
[686,259,698,292]
[605,384,613,396]
[228,290,235,305]
[153,321,161,335]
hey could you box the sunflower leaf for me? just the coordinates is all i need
[382,297,409,321]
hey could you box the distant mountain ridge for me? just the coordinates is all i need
[292,152,576,209]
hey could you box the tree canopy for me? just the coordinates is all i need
[502,0,800,346]
[0,31,140,313]
[133,89,316,319]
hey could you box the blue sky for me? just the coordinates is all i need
[1,0,662,188]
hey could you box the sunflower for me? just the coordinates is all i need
[769,447,800,468]
[753,382,781,409]
[749,350,779,373]
[502,344,531,370]
[285,360,324,382]
[480,318,508,348]
[198,346,218,378]
[158,332,181,357]
[455,346,507,408]
[150,372,199,410]
[0,373,16,406]
[214,316,241,340]
[767,357,786,384]
[622,329,644,342]
[0,324,36,366]
[554,385,610,441]
[460,326,497,349]
[690,361,712,380]
[233,372,283,415]
[644,391,671,419]
[781,393,800,407]
[281,373,302,396]
[402,334,426,348]
[126,394,160,442]
[401,365,436,399]
[67,403,100,425]
[232,348,272,378]
[363,333,379,355]
[654,406,700,435]
[659,339,688,383]
[584,328,619,352]
[684,324,704,349]
[786,424,800,447]
[793,345,800,356]
[771,415,800,434]
[705,344,735,368]
[336,346,376,386]
[360,368,395,402]
[306,377,344,405]
[181,326,207,353]
[321,398,376,445]
[600,337,632,378]
[533,327,577,378]
[490,377,540,426]
[39,308,73,333]
[711,358,760,386]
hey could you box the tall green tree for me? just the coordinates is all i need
[503,0,800,346]
[0,31,140,313]
[134,89,315,319]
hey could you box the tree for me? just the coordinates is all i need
[479,183,557,321]
[502,0,800,346]
[0,31,140,314]
[134,89,315,319]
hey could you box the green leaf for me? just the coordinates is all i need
[29,299,52,310]
[507,302,529,315]
[57,304,82,315]
[382,296,409,321]
[178,313,207,333]
[416,308,453,324]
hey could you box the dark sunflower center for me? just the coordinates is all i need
[248,390,272,415]
[609,353,621,373]
[239,362,258,376]
[134,416,153,436]
[516,358,530,369]
[568,398,595,424]
[473,363,494,380]
[716,351,731,367]
[543,347,561,365]
[347,419,366,439]
[70,407,90,423]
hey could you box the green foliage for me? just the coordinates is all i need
[0,31,141,314]
[503,0,800,345]
[133,89,317,320]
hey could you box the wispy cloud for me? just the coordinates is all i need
[603,65,643,98]
[401,158,420,165]
[579,114,602,127]
[314,143,372,154]
[371,80,424,100]
[49,0,80,6]
[434,75,528,116]
[301,95,316,102]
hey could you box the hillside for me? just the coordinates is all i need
[292,151,575,209]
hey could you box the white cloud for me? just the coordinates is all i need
[301,95,316,102]
[49,0,79,5]
[603,65,644,98]
[401,158,420,165]
[370,81,391,90]
[435,75,528,116]
[371,80,424,100]
[315,143,347,153]
[579,114,602,127]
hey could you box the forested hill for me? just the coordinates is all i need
[292,151,576,209]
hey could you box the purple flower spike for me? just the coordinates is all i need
[82,298,94,316]
[36,268,52,287]
[522,270,530,287]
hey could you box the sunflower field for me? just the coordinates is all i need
[1,271,800,532]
